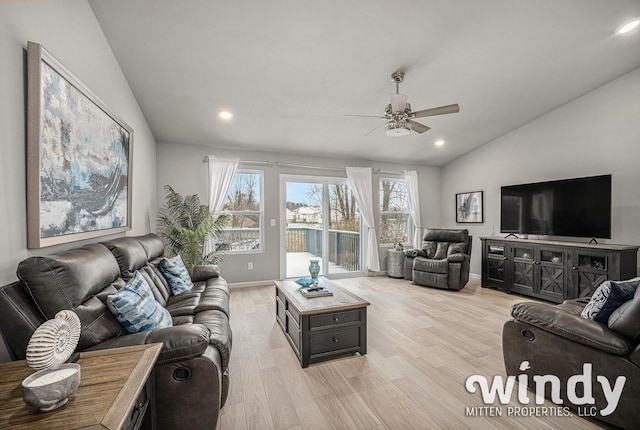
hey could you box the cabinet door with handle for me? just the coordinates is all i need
[511,246,535,296]
[569,251,609,298]
[537,248,565,302]
[483,240,510,291]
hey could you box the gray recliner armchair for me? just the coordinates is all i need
[404,228,472,290]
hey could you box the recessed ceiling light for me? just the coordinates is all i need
[616,18,639,35]
[218,110,233,120]
[434,140,445,147]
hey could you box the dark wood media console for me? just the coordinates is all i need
[481,237,639,303]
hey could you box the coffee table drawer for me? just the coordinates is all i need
[276,297,286,329]
[309,326,360,355]
[310,309,361,329]
[286,314,301,354]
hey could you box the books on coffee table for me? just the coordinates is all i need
[300,286,333,298]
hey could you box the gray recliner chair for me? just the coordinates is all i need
[404,228,472,291]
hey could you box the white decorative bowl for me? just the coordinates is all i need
[22,363,81,412]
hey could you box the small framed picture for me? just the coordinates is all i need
[456,191,483,223]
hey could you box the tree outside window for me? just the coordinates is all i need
[220,170,262,252]
[306,184,360,232]
[379,179,409,244]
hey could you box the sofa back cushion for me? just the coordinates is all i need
[137,233,166,260]
[609,284,640,341]
[420,229,471,260]
[423,228,469,244]
[103,234,171,305]
[17,244,126,350]
[103,236,149,277]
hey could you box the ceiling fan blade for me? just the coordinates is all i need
[364,121,387,136]
[344,114,385,119]
[390,94,408,113]
[408,120,430,134]
[410,103,460,118]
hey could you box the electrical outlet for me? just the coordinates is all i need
[247,262,253,270]
[270,218,276,227]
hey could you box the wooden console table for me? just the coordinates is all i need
[274,277,369,367]
[0,343,162,430]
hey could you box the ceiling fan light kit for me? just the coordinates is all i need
[385,118,411,136]
[347,70,459,137]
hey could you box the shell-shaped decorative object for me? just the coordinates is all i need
[26,310,81,371]
[55,310,81,349]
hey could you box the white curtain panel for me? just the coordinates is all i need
[404,170,422,248]
[345,167,380,272]
[207,156,239,214]
[205,156,239,254]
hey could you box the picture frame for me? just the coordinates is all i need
[26,41,133,248]
[456,191,483,223]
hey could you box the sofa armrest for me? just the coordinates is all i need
[447,253,468,263]
[147,324,211,363]
[404,249,426,258]
[189,265,220,282]
[511,302,634,355]
[85,323,211,364]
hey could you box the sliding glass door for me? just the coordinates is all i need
[283,177,362,279]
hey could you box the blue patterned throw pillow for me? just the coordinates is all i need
[158,255,194,295]
[582,277,640,321]
[594,281,639,323]
[107,271,172,333]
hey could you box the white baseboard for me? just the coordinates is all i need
[228,280,273,289]
[469,272,481,279]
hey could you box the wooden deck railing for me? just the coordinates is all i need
[286,227,360,272]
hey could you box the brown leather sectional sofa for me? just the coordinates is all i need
[503,298,640,429]
[0,234,231,430]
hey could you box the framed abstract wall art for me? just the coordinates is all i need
[456,191,483,223]
[26,41,133,248]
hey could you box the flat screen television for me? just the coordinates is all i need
[500,174,612,239]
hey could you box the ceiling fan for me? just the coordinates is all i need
[346,71,459,137]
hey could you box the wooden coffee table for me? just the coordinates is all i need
[274,277,369,368]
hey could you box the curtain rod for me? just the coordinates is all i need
[202,156,412,175]
[202,156,271,167]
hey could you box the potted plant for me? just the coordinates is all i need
[156,185,229,267]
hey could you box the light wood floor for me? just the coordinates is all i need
[220,277,609,430]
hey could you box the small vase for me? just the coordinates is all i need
[308,259,320,281]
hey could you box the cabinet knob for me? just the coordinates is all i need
[333,316,339,322]
[332,337,338,343]
[572,266,578,270]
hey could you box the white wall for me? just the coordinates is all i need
[0,2,157,359]
[157,142,441,283]
[440,67,640,276]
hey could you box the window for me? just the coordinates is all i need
[220,170,263,252]
[379,178,409,244]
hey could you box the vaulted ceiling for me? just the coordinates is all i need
[89,0,640,166]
